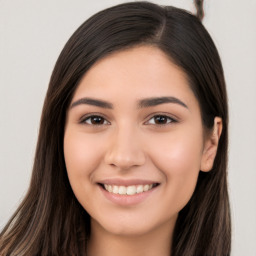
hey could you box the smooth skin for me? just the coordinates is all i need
[64,46,222,256]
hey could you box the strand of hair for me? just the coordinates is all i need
[194,0,204,21]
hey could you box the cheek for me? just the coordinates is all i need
[150,129,203,172]
[149,131,203,207]
[63,130,105,213]
[64,131,103,176]
[63,130,106,209]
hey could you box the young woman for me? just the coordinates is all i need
[0,1,231,255]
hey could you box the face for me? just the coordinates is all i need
[64,46,212,237]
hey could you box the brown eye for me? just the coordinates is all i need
[147,115,176,125]
[82,115,109,125]
[154,116,169,124]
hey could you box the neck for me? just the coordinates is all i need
[87,217,176,256]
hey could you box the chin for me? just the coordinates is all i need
[106,224,152,237]
[91,211,178,237]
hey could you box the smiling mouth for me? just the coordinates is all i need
[99,183,159,196]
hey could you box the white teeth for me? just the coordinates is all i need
[136,185,144,193]
[118,186,127,195]
[143,184,149,191]
[127,185,136,195]
[112,185,119,194]
[108,185,113,192]
[103,184,156,195]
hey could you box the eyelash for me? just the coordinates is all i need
[146,115,177,126]
[80,114,177,127]
[80,115,110,126]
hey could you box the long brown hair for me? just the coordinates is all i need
[0,1,231,255]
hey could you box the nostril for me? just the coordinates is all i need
[104,141,146,169]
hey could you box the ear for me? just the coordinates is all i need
[200,117,223,172]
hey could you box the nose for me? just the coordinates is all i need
[104,126,146,170]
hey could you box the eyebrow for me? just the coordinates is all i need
[71,98,113,109]
[70,96,188,109]
[138,96,188,109]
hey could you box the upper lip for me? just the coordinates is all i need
[97,179,160,186]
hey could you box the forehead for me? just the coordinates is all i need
[72,46,198,110]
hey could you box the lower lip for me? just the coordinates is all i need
[99,185,158,206]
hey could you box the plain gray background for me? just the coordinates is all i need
[0,0,255,255]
